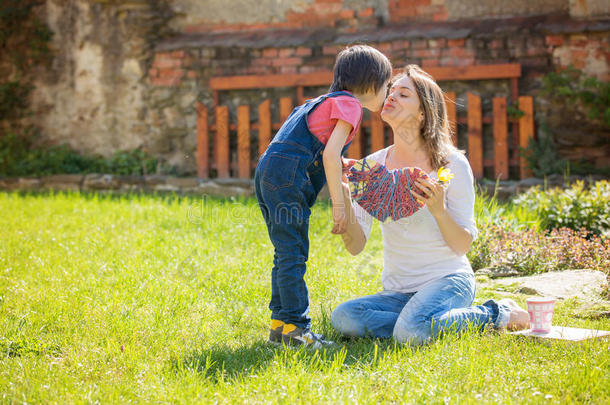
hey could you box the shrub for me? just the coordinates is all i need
[512,180,610,237]
[0,132,161,176]
[520,123,568,178]
[469,225,609,276]
[542,65,610,127]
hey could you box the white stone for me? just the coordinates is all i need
[493,270,607,300]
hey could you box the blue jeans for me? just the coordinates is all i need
[255,91,355,329]
[331,272,510,345]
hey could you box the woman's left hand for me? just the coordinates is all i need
[413,178,446,218]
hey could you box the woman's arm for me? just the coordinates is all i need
[413,178,473,256]
[429,209,473,256]
[340,182,367,255]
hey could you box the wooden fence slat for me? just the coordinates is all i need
[237,105,251,179]
[297,86,305,105]
[209,64,522,90]
[467,93,483,179]
[258,99,271,157]
[493,97,509,180]
[371,113,385,152]
[445,92,457,146]
[280,97,293,123]
[196,102,209,178]
[216,106,230,178]
[518,96,534,179]
[211,72,334,90]
[348,127,363,160]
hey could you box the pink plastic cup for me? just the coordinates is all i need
[526,297,556,333]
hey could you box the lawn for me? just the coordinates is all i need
[1,191,609,403]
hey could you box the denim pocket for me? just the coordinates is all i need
[262,153,299,191]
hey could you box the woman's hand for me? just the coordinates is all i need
[412,178,446,218]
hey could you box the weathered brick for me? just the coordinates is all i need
[413,48,441,58]
[412,39,428,49]
[340,9,355,19]
[358,7,374,17]
[545,35,564,47]
[428,39,447,48]
[323,45,341,55]
[569,34,588,47]
[448,39,466,47]
[280,66,298,74]
[252,58,273,67]
[262,48,278,58]
[433,10,448,21]
[571,49,590,60]
[153,57,181,69]
[152,77,178,86]
[279,48,295,57]
[272,57,302,67]
[296,47,312,56]
[171,50,185,58]
[488,39,504,49]
[443,47,475,58]
[377,42,392,54]
[421,58,440,67]
[158,69,185,79]
[392,40,410,50]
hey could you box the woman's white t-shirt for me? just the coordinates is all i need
[353,147,478,293]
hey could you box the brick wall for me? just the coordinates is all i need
[15,0,608,176]
[144,14,609,174]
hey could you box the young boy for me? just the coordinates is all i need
[254,45,392,348]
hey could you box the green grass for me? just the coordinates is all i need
[1,191,609,403]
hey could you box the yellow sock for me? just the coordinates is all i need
[271,319,284,330]
[282,323,298,334]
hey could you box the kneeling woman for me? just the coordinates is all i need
[332,65,529,345]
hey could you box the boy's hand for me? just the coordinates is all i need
[341,158,356,182]
[342,157,357,173]
[331,204,348,234]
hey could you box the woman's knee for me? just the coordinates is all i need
[331,303,365,337]
[392,316,429,346]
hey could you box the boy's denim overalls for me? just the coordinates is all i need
[254,91,356,329]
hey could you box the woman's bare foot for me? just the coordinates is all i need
[498,298,530,331]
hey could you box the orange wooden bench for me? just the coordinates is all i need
[197,63,533,180]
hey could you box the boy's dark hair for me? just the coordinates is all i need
[329,45,392,94]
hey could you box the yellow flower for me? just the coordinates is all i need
[437,167,454,183]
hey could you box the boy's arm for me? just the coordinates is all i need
[340,182,367,255]
[323,119,352,234]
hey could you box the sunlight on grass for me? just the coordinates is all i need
[1,191,608,403]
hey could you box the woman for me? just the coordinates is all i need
[332,65,529,345]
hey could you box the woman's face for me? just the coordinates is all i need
[380,76,423,133]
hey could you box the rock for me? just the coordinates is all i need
[144,175,168,187]
[165,177,199,188]
[476,265,522,279]
[0,178,41,191]
[18,178,42,191]
[195,181,253,197]
[83,174,120,190]
[40,175,84,191]
[516,286,541,295]
[116,175,145,192]
[493,270,607,300]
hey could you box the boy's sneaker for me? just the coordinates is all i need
[268,319,284,345]
[282,323,335,349]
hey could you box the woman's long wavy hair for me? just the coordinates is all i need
[393,65,463,170]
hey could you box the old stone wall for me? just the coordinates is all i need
[6,0,609,176]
